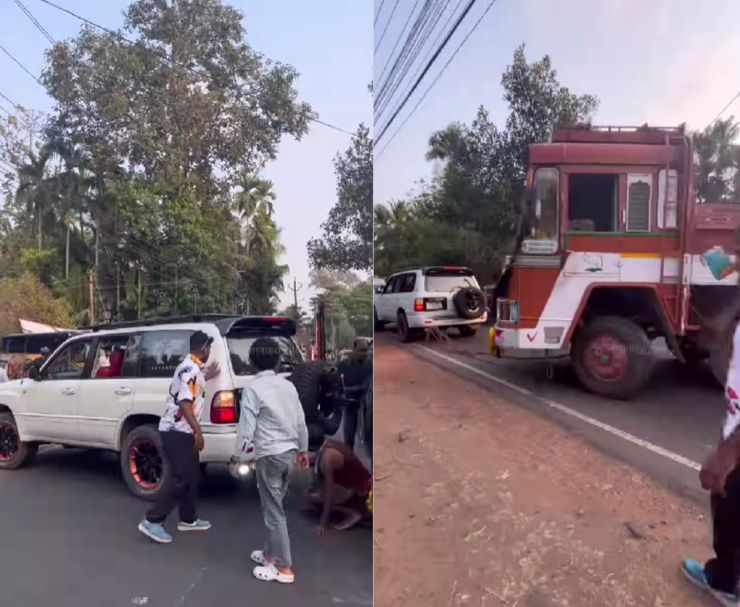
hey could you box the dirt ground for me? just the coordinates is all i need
[373,342,717,607]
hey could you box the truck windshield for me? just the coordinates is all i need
[522,167,559,253]
[227,333,303,375]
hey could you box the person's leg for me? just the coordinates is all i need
[177,433,202,526]
[343,400,359,450]
[705,466,740,594]
[256,452,295,573]
[145,431,186,524]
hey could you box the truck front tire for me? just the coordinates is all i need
[572,316,655,400]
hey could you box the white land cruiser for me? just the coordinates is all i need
[374,266,488,342]
[0,315,341,500]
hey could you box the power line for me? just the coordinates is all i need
[711,90,740,125]
[375,0,479,145]
[375,0,449,122]
[0,42,43,86]
[14,0,56,45]
[37,0,352,136]
[375,0,499,158]
[374,0,401,54]
[375,0,423,89]
[374,0,387,25]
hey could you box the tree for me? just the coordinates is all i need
[374,45,600,282]
[0,273,73,336]
[308,124,373,272]
[692,117,740,202]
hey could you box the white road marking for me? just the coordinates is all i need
[417,345,702,472]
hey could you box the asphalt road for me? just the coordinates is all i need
[0,446,372,607]
[377,326,726,505]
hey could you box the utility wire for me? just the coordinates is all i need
[15,0,56,45]
[374,0,387,25]
[375,0,479,144]
[0,41,43,86]
[37,0,352,136]
[710,90,740,125]
[375,0,423,88]
[374,0,401,54]
[375,0,499,158]
[375,0,449,122]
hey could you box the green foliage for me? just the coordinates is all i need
[0,0,308,325]
[375,44,599,283]
[310,270,372,350]
[308,124,373,272]
[692,117,740,202]
[0,273,73,336]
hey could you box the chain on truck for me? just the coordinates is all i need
[491,124,740,400]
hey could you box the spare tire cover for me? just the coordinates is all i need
[453,287,485,320]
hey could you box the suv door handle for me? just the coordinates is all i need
[61,387,77,396]
[114,387,132,396]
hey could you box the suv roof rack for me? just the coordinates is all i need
[79,314,297,337]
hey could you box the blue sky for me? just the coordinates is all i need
[0,0,372,310]
[373,0,740,205]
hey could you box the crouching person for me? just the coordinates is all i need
[231,337,309,584]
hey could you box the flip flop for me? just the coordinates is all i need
[253,563,295,584]
[250,550,268,566]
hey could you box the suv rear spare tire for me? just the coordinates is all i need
[453,287,485,320]
[0,412,37,470]
[121,424,169,501]
[572,316,654,400]
[289,361,343,448]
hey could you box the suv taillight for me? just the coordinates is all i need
[210,391,236,424]
[414,298,424,312]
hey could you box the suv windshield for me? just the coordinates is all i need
[227,333,302,375]
[424,270,476,292]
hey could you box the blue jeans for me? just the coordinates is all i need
[256,450,296,567]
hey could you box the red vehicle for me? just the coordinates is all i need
[492,125,740,399]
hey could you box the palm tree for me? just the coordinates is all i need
[234,175,277,254]
[426,124,465,162]
[15,144,56,251]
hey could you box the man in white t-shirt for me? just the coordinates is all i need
[682,248,740,607]
[138,330,220,544]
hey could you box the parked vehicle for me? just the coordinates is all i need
[493,124,740,399]
[375,266,488,342]
[0,315,343,500]
[1,331,80,370]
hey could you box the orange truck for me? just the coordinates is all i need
[492,125,740,399]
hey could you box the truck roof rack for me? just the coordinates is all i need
[552,124,685,145]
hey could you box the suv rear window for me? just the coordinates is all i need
[139,330,194,378]
[424,268,476,292]
[227,332,302,375]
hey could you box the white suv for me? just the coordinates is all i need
[0,315,307,500]
[374,266,488,342]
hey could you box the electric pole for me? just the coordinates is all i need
[87,269,95,325]
[289,278,302,321]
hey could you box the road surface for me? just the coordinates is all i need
[0,447,372,607]
[374,340,714,607]
[377,326,724,504]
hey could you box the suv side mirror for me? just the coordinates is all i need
[28,366,40,381]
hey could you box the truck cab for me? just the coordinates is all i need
[493,125,740,399]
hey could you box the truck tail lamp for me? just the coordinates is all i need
[496,299,519,324]
[210,390,237,424]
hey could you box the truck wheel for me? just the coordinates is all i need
[121,424,169,501]
[0,412,37,470]
[374,308,385,332]
[572,316,654,400]
[458,326,478,338]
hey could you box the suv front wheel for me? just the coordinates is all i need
[0,412,38,470]
[121,424,169,501]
